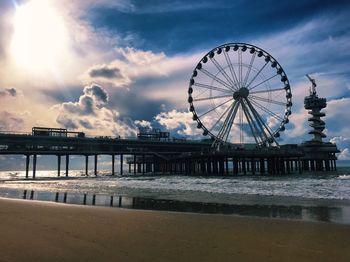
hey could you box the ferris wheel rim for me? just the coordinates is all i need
[188,42,292,146]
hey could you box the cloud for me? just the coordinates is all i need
[82,47,170,88]
[155,109,202,137]
[330,136,350,160]
[0,87,17,97]
[83,84,109,105]
[53,83,138,137]
[88,64,124,79]
[0,111,25,131]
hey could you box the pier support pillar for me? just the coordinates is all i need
[251,159,256,175]
[85,155,89,176]
[111,155,115,176]
[32,154,37,179]
[120,154,123,176]
[57,155,61,177]
[25,155,30,178]
[94,155,97,176]
[242,158,247,175]
[260,158,265,175]
[142,154,145,175]
[65,155,69,177]
[233,158,238,175]
[134,155,137,174]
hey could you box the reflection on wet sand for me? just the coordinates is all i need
[0,188,341,224]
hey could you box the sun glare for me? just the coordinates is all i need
[11,0,67,72]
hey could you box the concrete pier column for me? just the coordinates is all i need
[281,158,286,175]
[94,155,97,176]
[200,161,205,174]
[111,155,115,176]
[286,160,291,174]
[134,155,137,174]
[251,159,256,175]
[129,163,131,173]
[32,154,37,179]
[65,155,69,177]
[137,163,142,173]
[325,160,330,171]
[219,159,225,174]
[120,154,123,175]
[142,154,145,175]
[242,158,247,175]
[207,159,212,174]
[298,158,302,174]
[25,155,30,178]
[233,158,238,175]
[85,155,89,176]
[225,158,229,175]
[260,158,265,175]
[310,160,315,171]
[334,159,337,171]
[57,155,61,177]
[212,158,218,174]
[330,159,334,171]
[153,155,156,174]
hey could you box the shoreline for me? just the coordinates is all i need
[1,197,350,261]
[1,185,350,225]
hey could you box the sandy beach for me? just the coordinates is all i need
[0,198,350,261]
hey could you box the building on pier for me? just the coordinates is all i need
[299,75,339,171]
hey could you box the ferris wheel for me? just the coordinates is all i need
[188,43,292,148]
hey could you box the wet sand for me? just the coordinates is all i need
[1,198,350,262]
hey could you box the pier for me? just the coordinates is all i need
[0,129,337,178]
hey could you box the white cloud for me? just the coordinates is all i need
[53,84,138,137]
[155,109,205,138]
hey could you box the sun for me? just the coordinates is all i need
[11,0,67,72]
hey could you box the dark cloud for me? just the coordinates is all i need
[54,84,138,137]
[83,84,109,104]
[0,88,17,97]
[56,114,79,129]
[88,65,123,79]
[79,119,93,129]
[88,0,350,55]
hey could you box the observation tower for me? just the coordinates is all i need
[304,74,327,142]
[300,75,339,171]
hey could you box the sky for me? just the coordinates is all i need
[0,0,350,170]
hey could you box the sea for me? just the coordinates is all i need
[1,167,350,224]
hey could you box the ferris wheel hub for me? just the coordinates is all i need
[233,87,249,100]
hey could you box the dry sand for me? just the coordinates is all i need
[0,198,350,262]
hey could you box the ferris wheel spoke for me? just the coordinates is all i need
[223,51,240,90]
[199,68,233,90]
[238,49,243,87]
[248,74,279,91]
[241,99,262,144]
[223,100,240,142]
[250,99,284,122]
[239,103,244,144]
[215,101,237,140]
[209,101,235,132]
[243,52,256,87]
[250,87,285,94]
[210,57,236,90]
[245,61,269,89]
[249,95,286,107]
[198,98,234,118]
[245,98,278,145]
[193,94,233,102]
[244,99,271,143]
[217,100,240,142]
[193,88,209,99]
[193,83,231,94]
